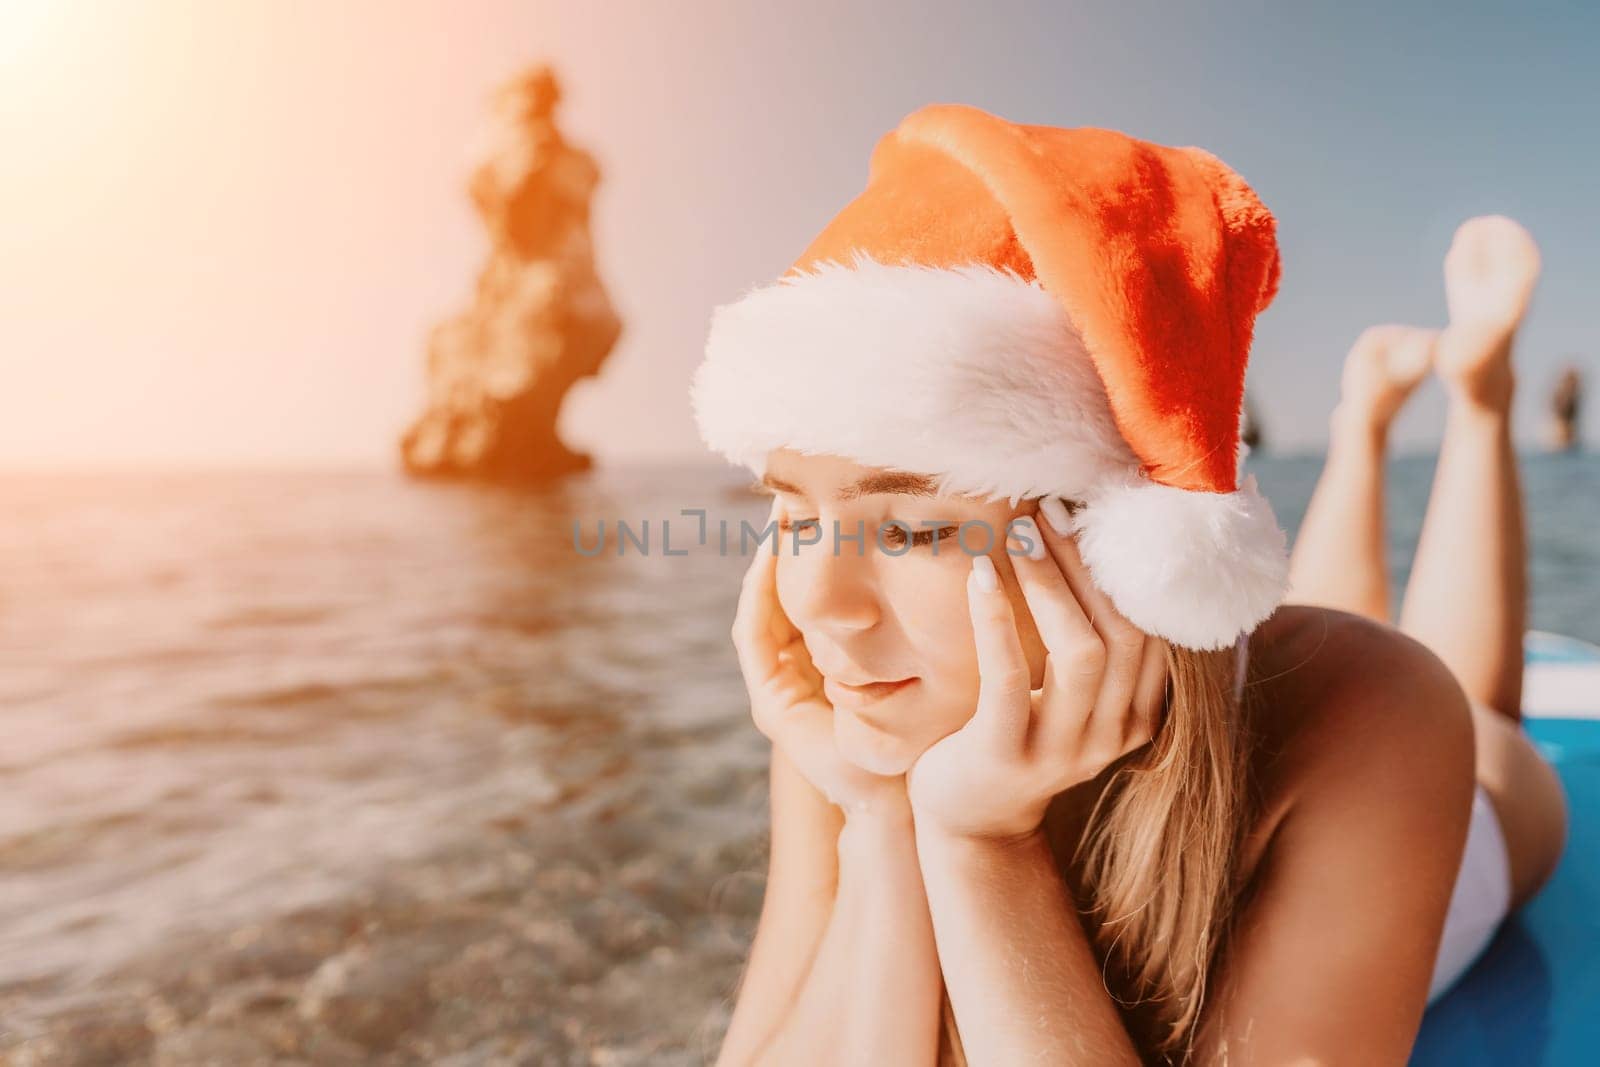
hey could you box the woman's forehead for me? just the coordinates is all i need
[764,450,926,496]
[761,449,1010,509]
[763,447,861,482]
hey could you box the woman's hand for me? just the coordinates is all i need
[906,502,1168,841]
[731,499,909,820]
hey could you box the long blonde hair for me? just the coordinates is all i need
[937,639,1262,1066]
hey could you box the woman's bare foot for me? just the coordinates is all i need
[1436,215,1541,410]
[1333,324,1439,440]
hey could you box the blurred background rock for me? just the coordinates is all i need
[400,66,622,486]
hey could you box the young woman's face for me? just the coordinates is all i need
[763,447,1050,776]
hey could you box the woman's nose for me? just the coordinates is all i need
[787,549,882,634]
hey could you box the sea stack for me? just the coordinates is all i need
[401,65,622,484]
[1545,364,1584,452]
[1240,389,1264,453]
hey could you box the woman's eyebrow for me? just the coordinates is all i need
[839,471,938,499]
[754,472,938,500]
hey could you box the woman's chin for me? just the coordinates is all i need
[834,706,920,777]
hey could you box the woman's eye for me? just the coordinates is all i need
[776,518,958,550]
[883,523,960,549]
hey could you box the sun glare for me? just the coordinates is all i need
[0,0,67,75]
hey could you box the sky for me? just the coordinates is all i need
[1,0,1596,469]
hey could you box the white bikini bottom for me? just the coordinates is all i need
[1426,781,1513,1004]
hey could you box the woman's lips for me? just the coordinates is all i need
[826,676,919,703]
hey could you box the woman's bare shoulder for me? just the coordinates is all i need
[1194,606,1480,1061]
[1243,604,1479,838]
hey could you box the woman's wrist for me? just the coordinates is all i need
[907,787,1051,846]
[912,807,1050,860]
[837,789,917,853]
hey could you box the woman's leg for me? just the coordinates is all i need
[1396,217,1538,722]
[1284,325,1437,621]
[1395,215,1565,911]
[1469,702,1568,910]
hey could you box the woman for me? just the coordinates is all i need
[693,106,1569,1064]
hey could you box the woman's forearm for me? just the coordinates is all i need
[756,803,944,1066]
[916,825,1142,1066]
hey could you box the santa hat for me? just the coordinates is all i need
[689,103,1289,652]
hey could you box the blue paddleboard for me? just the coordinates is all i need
[1412,631,1600,1065]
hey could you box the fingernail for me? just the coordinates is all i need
[1010,516,1047,560]
[971,553,999,592]
[1039,496,1073,537]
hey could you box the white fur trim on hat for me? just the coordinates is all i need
[691,252,1138,506]
[1069,472,1290,651]
[690,252,1290,650]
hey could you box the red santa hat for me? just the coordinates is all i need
[690,102,1290,651]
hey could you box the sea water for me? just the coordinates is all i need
[0,452,1594,1061]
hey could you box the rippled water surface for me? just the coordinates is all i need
[0,453,1594,1063]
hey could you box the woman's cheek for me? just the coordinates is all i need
[892,565,985,738]
[879,554,968,653]
[773,550,813,621]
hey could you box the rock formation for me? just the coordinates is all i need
[1240,388,1264,453]
[1544,363,1584,452]
[401,66,621,484]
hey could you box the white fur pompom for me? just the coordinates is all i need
[1069,473,1290,651]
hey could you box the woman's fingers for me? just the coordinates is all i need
[1002,517,1102,751]
[732,498,818,737]
[764,519,827,696]
[1131,634,1169,740]
[756,498,794,649]
[731,519,782,691]
[1005,517,1104,683]
[966,552,1035,752]
[1035,502,1155,757]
